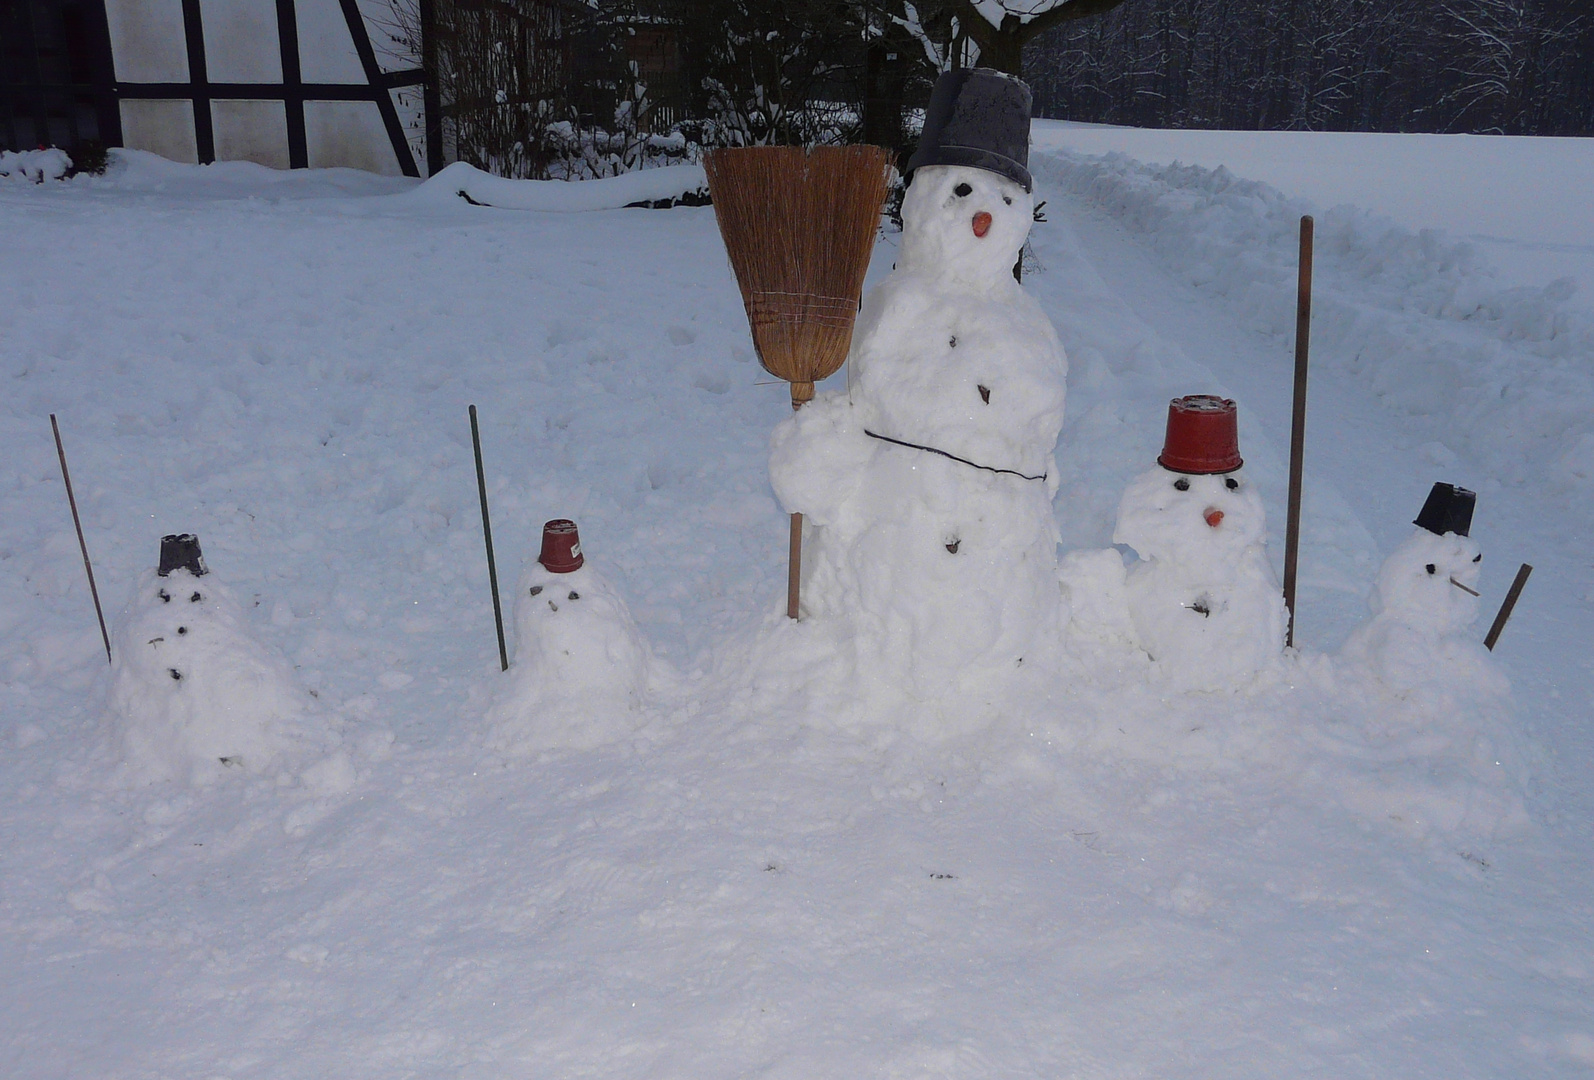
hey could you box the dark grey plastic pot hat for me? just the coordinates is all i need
[905,67,1033,193]
[1414,482,1476,537]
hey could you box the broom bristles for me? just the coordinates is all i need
[704,145,893,407]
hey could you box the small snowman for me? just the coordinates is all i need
[487,519,652,753]
[769,69,1068,699]
[108,534,317,785]
[1112,396,1285,692]
[1340,483,1503,698]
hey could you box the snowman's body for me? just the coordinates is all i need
[769,164,1067,697]
[488,560,651,753]
[1112,466,1284,691]
[109,568,313,784]
[1340,529,1502,697]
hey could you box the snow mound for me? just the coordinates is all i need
[409,161,709,212]
[107,568,326,786]
[486,560,657,755]
[94,148,415,198]
[0,147,71,183]
[1035,149,1594,493]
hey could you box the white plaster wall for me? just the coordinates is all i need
[200,0,283,82]
[212,100,291,167]
[295,0,365,82]
[305,100,400,174]
[119,99,199,162]
[105,0,189,81]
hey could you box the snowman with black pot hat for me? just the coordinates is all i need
[768,67,1069,702]
[1109,395,1286,692]
[1340,483,1504,697]
[108,533,318,785]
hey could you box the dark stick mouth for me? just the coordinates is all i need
[972,211,992,238]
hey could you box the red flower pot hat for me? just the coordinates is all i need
[1158,395,1243,474]
[538,519,585,573]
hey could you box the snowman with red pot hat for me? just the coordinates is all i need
[1111,396,1286,692]
[486,520,653,754]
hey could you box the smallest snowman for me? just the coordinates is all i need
[1112,395,1285,692]
[1340,483,1503,698]
[109,534,317,784]
[487,519,652,754]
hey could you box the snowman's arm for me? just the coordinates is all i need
[768,394,874,525]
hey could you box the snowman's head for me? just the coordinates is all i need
[1371,528,1482,633]
[1113,465,1266,573]
[898,164,1033,287]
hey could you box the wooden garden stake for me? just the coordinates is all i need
[50,414,111,665]
[1484,563,1532,651]
[1282,215,1314,648]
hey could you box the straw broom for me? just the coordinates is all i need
[704,144,893,620]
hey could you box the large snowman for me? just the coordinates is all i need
[1340,483,1504,698]
[769,69,1068,700]
[1111,396,1285,692]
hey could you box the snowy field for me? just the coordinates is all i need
[4,131,1594,1077]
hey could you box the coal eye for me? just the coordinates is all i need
[1473,554,1482,562]
[1425,563,1436,575]
[953,182,972,197]
[1225,477,1239,490]
[1003,195,1013,205]
[1173,477,1190,491]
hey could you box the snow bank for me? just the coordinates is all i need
[408,161,709,211]
[1033,150,1594,493]
[91,147,416,198]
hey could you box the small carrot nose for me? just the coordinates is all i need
[972,211,992,237]
[1204,508,1224,528]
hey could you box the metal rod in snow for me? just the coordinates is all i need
[50,414,112,664]
[1282,215,1314,649]
[469,405,509,671]
[1484,563,1533,652]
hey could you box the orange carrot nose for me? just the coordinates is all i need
[972,211,993,237]
[1204,508,1224,528]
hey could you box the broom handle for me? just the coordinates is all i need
[788,513,802,620]
[788,393,805,620]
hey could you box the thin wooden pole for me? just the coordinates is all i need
[469,405,509,671]
[1484,563,1532,651]
[1282,215,1314,648]
[50,414,112,665]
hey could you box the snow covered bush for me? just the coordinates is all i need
[0,147,72,183]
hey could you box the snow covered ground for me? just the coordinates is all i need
[3,135,1593,1077]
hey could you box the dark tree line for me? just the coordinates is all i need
[1026,0,1594,135]
[385,0,1591,178]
